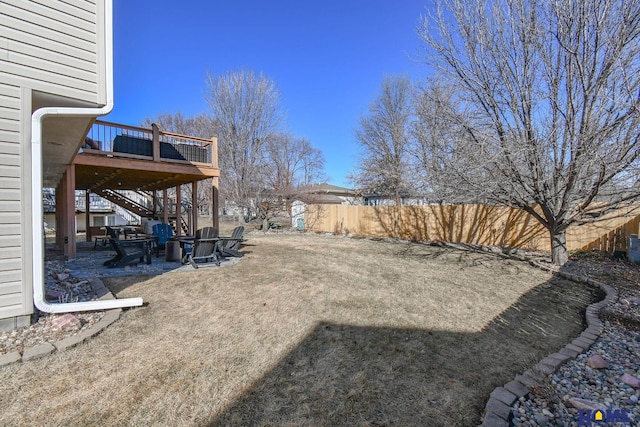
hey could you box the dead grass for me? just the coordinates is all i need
[0,234,601,426]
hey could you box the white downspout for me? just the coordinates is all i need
[31,0,143,313]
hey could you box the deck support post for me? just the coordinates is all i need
[152,190,157,218]
[63,164,76,260]
[210,136,219,230]
[212,177,219,229]
[176,184,182,236]
[192,180,198,234]
[54,182,63,249]
[163,188,168,225]
[85,190,91,242]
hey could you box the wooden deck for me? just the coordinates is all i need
[55,120,220,259]
[73,120,219,191]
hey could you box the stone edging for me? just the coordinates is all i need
[0,278,121,367]
[478,261,618,427]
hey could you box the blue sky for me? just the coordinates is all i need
[107,1,432,187]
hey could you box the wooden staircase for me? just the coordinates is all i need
[95,188,191,234]
[95,189,154,218]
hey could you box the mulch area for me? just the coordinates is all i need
[562,250,640,331]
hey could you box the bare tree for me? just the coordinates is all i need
[418,0,640,264]
[410,80,468,202]
[256,133,326,228]
[351,75,414,205]
[141,112,216,138]
[265,133,325,196]
[141,113,218,217]
[204,69,282,221]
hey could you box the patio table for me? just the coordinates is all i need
[170,236,195,262]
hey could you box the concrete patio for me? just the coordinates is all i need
[55,241,239,280]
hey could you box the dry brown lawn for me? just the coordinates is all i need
[0,233,601,426]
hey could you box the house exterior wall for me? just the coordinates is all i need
[0,81,24,325]
[291,195,363,228]
[0,0,103,104]
[291,200,304,228]
[44,212,126,233]
[0,0,106,328]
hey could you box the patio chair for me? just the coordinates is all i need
[218,226,245,258]
[152,223,173,257]
[181,227,218,259]
[105,225,121,240]
[197,226,219,239]
[93,228,110,249]
[103,233,147,268]
[187,227,221,268]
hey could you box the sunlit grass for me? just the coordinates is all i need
[0,233,599,426]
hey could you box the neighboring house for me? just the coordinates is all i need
[363,193,429,207]
[42,189,147,232]
[0,0,220,331]
[291,183,361,228]
[43,190,130,233]
[74,190,133,229]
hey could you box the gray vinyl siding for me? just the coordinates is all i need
[0,0,100,104]
[0,1,105,320]
[0,82,22,318]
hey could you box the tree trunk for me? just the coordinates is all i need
[550,229,568,265]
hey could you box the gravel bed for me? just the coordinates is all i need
[0,311,104,355]
[511,250,640,427]
[0,253,106,356]
[512,322,640,426]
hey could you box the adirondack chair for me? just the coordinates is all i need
[103,226,147,268]
[152,223,173,257]
[181,227,218,257]
[218,226,245,258]
[187,226,221,268]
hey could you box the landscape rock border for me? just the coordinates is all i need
[0,278,120,367]
[477,259,617,427]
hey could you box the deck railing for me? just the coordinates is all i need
[83,120,218,167]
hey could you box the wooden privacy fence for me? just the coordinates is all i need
[305,204,640,252]
[570,213,640,253]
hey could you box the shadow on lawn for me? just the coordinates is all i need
[209,275,603,427]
